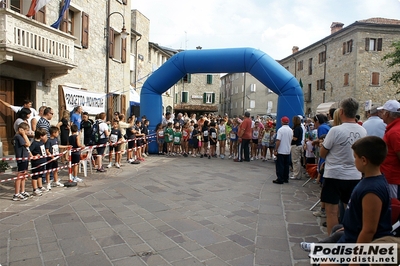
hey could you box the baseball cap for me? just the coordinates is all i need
[377,100,400,112]
[281,116,290,123]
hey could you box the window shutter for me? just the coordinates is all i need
[182,92,188,103]
[349,40,353,53]
[211,93,215,104]
[203,93,206,103]
[109,28,115,58]
[34,6,46,23]
[372,72,380,85]
[107,94,113,120]
[207,75,212,84]
[60,1,69,32]
[121,38,127,63]
[120,94,126,115]
[344,73,349,86]
[377,38,383,51]
[188,74,191,83]
[342,42,346,55]
[82,12,89,49]
[365,38,370,51]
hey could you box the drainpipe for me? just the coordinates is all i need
[106,0,111,117]
[134,35,142,89]
[322,43,327,103]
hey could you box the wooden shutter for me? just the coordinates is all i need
[342,42,346,55]
[82,12,89,49]
[372,72,380,85]
[34,6,46,23]
[121,38,127,63]
[60,1,69,32]
[348,40,353,53]
[207,75,212,84]
[182,92,188,103]
[203,93,206,103]
[120,94,126,116]
[365,38,370,51]
[377,38,383,51]
[109,28,115,58]
[211,93,215,103]
[344,73,349,86]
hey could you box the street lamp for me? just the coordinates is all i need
[105,11,128,119]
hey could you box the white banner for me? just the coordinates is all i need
[62,86,106,115]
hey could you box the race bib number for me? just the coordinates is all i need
[230,133,236,139]
[183,131,188,137]
[211,132,217,138]
[110,134,118,143]
[203,130,208,137]
[219,128,225,134]
[52,144,59,155]
[169,135,173,141]
[158,131,164,137]
[174,136,180,143]
[40,145,46,156]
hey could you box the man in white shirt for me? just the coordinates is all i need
[273,116,293,184]
[319,98,367,235]
[362,106,386,138]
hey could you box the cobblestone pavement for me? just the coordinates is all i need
[0,155,326,266]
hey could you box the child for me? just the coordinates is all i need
[156,123,164,155]
[301,136,392,250]
[229,119,239,159]
[209,121,218,159]
[304,134,316,165]
[201,120,209,158]
[107,120,123,168]
[30,128,48,196]
[69,124,84,182]
[268,128,277,160]
[164,122,174,156]
[45,126,67,190]
[218,119,226,159]
[134,120,145,161]
[13,122,31,201]
[142,119,150,157]
[191,124,200,157]
[251,121,261,160]
[173,125,182,156]
[261,126,271,161]
[182,122,190,157]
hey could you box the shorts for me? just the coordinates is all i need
[192,139,198,147]
[218,134,226,141]
[71,152,81,164]
[96,138,108,155]
[261,141,269,146]
[210,140,217,146]
[47,158,58,172]
[158,139,165,145]
[31,165,44,179]
[136,139,143,147]
[268,144,275,149]
[109,144,120,152]
[128,138,135,150]
[252,139,259,145]
[17,160,29,172]
[321,178,360,205]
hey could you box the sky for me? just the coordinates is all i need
[131,0,400,60]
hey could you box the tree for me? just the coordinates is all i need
[382,41,400,94]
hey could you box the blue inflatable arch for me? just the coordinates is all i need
[140,47,304,153]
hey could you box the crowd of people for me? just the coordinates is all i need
[2,97,400,256]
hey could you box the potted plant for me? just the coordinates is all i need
[0,160,10,173]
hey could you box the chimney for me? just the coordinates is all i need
[292,46,299,54]
[330,22,344,34]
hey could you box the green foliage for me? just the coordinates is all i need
[0,160,9,171]
[382,41,400,93]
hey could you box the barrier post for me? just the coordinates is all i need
[68,146,72,181]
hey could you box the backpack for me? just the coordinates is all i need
[90,121,101,145]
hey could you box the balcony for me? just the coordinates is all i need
[0,9,76,70]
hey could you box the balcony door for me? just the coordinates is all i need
[9,0,45,23]
[0,77,14,155]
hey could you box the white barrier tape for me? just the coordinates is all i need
[0,150,68,162]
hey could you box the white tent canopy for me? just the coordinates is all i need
[316,102,337,115]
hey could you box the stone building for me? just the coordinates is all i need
[0,0,131,154]
[220,73,279,118]
[279,18,400,118]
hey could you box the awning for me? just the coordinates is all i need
[316,102,337,115]
[130,86,140,106]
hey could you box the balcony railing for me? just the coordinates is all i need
[0,9,76,68]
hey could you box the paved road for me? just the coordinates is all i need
[0,155,326,266]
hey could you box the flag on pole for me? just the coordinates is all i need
[51,0,71,29]
[26,0,52,17]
